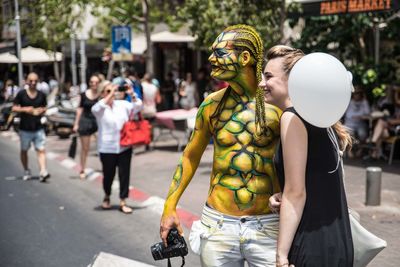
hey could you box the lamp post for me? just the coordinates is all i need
[14,0,23,88]
[70,34,78,87]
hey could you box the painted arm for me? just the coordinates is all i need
[276,112,307,266]
[160,98,213,246]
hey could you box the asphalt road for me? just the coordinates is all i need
[0,137,201,267]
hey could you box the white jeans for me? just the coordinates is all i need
[189,205,279,267]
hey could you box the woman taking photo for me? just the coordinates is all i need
[259,45,353,267]
[73,74,100,179]
[91,81,142,214]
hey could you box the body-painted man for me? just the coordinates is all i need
[160,25,281,267]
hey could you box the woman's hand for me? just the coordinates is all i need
[276,255,294,267]
[73,124,78,133]
[269,192,282,213]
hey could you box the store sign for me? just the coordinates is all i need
[299,0,399,16]
[111,26,133,61]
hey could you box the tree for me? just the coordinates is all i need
[288,9,400,100]
[19,0,87,85]
[91,0,182,74]
[175,0,284,50]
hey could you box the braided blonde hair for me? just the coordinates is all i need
[223,24,266,135]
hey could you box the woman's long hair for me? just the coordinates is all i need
[266,45,352,151]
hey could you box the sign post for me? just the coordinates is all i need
[112,26,133,62]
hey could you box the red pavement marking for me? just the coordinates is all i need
[73,165,81,172]
[129,188,150,201]
[56,155,66,161]
[177,208,200,228]
[1,132,201,229]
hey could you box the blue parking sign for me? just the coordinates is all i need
[112,26,132,61]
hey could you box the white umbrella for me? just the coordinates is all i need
[0,52,18,63]
[0,46,63,63]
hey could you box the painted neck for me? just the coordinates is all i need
[229,67,258,98]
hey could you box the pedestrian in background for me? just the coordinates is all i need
[368,86,400,160]
[0,80,5,103]
[344,86,370,157]
[161,72,176,110]
[91,81,143,214]
[196,68,209,105]
[141,73,161,120]
[178,72,197,110]
[73,74,100,179]
[12,72,50,182]
[5,79,20,101]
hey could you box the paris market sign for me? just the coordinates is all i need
[297,0,399,16]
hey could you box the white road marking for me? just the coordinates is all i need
[88,252,156,267]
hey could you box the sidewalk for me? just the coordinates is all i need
[2,130,400,266]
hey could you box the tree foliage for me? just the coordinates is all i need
[289,9,400,96]
[20,0,87,50]
[175,0,284,50]
[91,0,183,42]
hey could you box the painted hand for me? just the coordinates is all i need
[160,209,184,247]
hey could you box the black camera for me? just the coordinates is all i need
[118,85,127,92]
[151,228,188,261]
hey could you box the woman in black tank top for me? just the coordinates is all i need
[259,45,353,267]
[73,75,100,179]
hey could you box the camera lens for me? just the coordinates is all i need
[151,243,164,260]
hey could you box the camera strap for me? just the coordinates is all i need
[167,256,185,267]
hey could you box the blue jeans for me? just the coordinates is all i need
[19,129,46,151]
[189,205,279,267]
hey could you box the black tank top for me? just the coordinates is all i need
[274,107,353,267]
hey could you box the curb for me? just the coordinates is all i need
[1,131,200,229]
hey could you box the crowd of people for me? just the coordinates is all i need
[343,84,400,160]
[3,23,398,267]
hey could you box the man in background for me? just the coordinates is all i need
[12,72,50,182]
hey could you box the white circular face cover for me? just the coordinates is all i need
[288,52,352,128]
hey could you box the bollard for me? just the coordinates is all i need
[365,167,382,206]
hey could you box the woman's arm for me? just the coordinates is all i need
[276,112,308,266]
[73,107,83,132]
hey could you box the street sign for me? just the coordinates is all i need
[111,26,133,61]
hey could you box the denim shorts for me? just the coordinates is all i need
[19,129,46,151]
[189,204,279,267]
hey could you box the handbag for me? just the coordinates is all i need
[349,208,387,267]
[68,134,77,159]
[120,112,151,146]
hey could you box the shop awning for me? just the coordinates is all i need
[131,31,196,55]
[0,46,63,64]
[151,31,196,43]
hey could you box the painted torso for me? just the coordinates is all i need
[181,87,281,216]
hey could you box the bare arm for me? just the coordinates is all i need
[12,105,34,114]
[73,107,83,132]
[276,112,307,266]
[160,97,213,245]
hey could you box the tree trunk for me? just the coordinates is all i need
[279,0,287,43]
[142,0,153,74]
[60,44,66,85]
[53,50,60,83]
